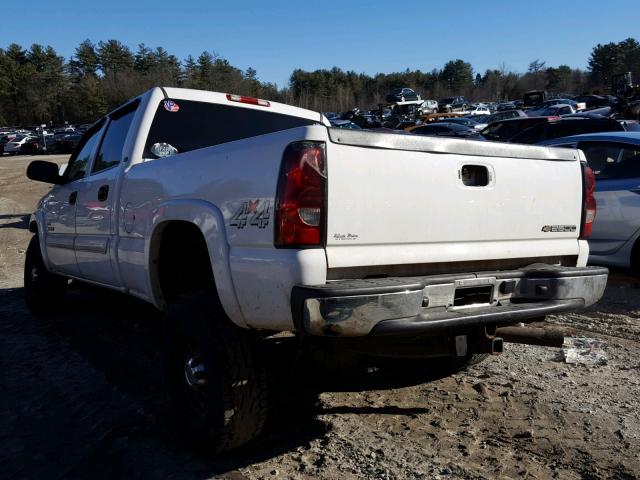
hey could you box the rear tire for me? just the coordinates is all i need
[24,235,67,314]
[162,293,268,455]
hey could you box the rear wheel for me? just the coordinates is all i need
[162,293,268,455]
[24,235,67,314]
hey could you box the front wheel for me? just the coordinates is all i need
[24,234,67,314]
[162,293,268,455]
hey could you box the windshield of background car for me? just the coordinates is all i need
[144,99,316,158]
[441,98,454,104]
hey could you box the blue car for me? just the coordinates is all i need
[539,132,640,270]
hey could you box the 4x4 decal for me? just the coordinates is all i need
[230,200,270,229]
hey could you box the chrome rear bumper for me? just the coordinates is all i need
[291,265,608,337]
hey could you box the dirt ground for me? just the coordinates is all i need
[1,154,639,479]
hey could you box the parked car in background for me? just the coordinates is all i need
[54,133,83,153]
[574,94,619,110]
[20,137,45,155]
[330,119,362,130]
[467,105,491,116]
[522,90,549,108]
[420,112,465,123]
[407,122,483,139]
[539,132,640,270]
[481,117,551,142]
[496,102,517,111]
[418,99,438,114]
[507,117,624,144]
[535,104,577,117]
[438,96,469,112]
[386,87,420,103]
[433,117,485,130]
[383,118,416,130]
[484,109,528,124]
[0,134,18,154]
[527,99,582,116]
[3,135,35,154]
[465,113,490,124]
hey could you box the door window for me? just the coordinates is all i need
[92,102,138,174]
[64,120,105,182]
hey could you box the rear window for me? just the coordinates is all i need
[144,99,316,158]
[523,92,544,106]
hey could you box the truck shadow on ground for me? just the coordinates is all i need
[0,284,443,479]
[0,213,30,229]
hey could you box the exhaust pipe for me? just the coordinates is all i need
[494,326,564,348]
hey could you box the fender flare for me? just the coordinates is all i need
[30,211,54,271]
[147,199,247,328]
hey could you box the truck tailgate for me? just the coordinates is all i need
[325,129,584,270]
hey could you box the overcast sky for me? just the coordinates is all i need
[2,0,638,87]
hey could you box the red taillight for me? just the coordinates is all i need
[581,164,596,239]
[275,142,326,248]
[226,93,270,107]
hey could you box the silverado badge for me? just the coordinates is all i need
[541,225,577,233]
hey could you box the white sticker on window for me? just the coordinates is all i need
[151,142,178,158]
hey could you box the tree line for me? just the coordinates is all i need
[0,38,638,126]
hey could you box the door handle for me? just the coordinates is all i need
[69,191,77,205]
[98,185,109,201]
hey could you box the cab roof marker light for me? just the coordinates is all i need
[226,94,271,107]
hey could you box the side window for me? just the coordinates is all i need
[92,104,137,174]
[64,121,105,182]
[579,142,640,179]
[579,142,622,178]
[144,99,316,158]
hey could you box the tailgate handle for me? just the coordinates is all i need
[459,165,489,187]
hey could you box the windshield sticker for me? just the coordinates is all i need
[150,142,178,158]
[163,99,180,112]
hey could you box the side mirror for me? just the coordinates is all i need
[26,160,63,184]
[58,163,68,176]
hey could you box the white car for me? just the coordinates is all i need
[3,135,35,154]
[25,87,607,454]
[468,105,491,116]
[419,99,438,114]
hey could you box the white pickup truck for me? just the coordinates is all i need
[25,87,607,453]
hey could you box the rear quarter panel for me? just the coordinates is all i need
[118,125,330,330]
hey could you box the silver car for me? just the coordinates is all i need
[540,132,640,270]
